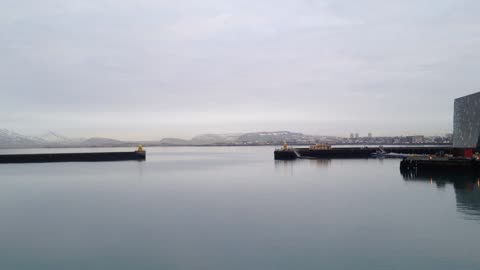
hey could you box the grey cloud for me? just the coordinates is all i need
[1,0,478,139]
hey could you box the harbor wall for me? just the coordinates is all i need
[0,151,146,164]
[274,146,453,160]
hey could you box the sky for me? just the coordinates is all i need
[1,0,479,140]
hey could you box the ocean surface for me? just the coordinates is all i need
[1,146,479,270]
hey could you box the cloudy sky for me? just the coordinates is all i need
[1,0,479,139]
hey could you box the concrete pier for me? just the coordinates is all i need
[400,156,480,172]
[0,150,146,164]
[274,146,452,160]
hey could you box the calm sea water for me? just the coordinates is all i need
[0,146,479,270]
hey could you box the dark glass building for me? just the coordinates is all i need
[453,92,480,149]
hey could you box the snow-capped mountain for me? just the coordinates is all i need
[80,137,124,147]
[38,131,70,142]
[190,133,241,145]
[0,129,333,148]
[157,138,190,145]
[0,129,44,148]
[185,131,322,145]
[237,131,312,144]
[0,129,86,148]
[37,131,84,145]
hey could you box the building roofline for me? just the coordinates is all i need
[455,91,480,101]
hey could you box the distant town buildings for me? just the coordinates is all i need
[405,135,425,144]
[334,134,451,145]
[231,132,453,146]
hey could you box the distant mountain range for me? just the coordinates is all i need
[0,129,336,149]
[157,131,331,146]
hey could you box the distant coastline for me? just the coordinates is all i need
[0,129,453,149]
[0,143,453,150]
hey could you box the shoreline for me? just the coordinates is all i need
[0,143,453,150]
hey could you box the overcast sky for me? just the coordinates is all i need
[1,0,479,139]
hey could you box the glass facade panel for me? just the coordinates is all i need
[453,92,480,148]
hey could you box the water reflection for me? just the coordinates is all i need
[137,160,144,179]
[274,160,296,176]
[401,168,480,221]
[274,159,332,176]
[309,159,331,168]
